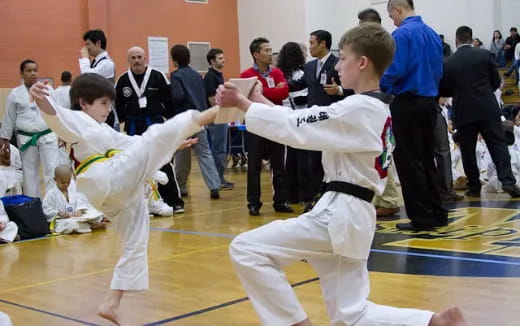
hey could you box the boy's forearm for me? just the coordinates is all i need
[36,97,57,116]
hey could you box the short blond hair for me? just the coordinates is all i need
[338,23,395,78]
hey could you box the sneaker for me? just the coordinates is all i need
[220,182,234,190]
[173,205,185,214]
[149,198,174,216]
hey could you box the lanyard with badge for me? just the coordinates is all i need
[128,66,152,108]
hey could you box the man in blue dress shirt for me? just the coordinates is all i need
[381,0,447,231]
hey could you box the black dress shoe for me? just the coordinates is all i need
[273,202,294,213]
[502,184,520,198]
[464,189,481,197]
[396,222,435,232]
[210,189,220,199]
[248,206,260,216]
[435,220,449,227]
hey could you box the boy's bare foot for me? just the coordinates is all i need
[98,302,123,325]
[98,290,131,325]
[430,307,468,326]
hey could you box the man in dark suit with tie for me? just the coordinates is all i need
[440,25,520,198]
[289,30,351,207]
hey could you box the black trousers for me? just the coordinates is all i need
[158,162,184,207]
[457,118,515,192]
[432,107,456,198]
[286,147,323,203]
[246,132,289,207]
[129,120,184,207]
[391,94,447,228]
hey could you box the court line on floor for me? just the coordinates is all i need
[142,277,319,326]
[1,244,228,294]
[0,298,99,326]
[152,228,520,266]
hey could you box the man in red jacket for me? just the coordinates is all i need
[241,37,293,216]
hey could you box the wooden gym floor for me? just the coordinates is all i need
[1,166,519,326]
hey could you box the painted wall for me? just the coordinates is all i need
[0,0,241,89]
[237,0,308,71]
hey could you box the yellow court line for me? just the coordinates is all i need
[0,244,229,294]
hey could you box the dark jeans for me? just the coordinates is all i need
[391,94,447,228]
[458,118,515,192]
[246,132,290,208]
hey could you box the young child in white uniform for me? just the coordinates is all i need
[218,23,468,326]
[42,164,106,234]
[0,143,23,196]
[0,200,18,243]
[30,73,217,326]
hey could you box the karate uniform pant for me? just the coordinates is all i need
[0,222,18,242]
[229,214,434,326]
[0,312,13,326]
[174,129,221,193]
[82,112,197,291]
[18,135,59,198]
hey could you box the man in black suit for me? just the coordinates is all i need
[289,30,352,207]
[440,26,520,197]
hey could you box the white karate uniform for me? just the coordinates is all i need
[0,201,18,243]
[41,96,201,290]
[78,51,115,80]
[0,145,23,196]
[53,85,71,109]
[0,312,13,326]
[229,95,434,326]
[42,184,102,234]
[483,146,520,192]
[0,84,59,197]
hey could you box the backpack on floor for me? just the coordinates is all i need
[1,195,50,240]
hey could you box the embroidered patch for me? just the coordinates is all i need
[123,87,133,97]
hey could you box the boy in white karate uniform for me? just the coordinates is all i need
[219,24,468,326]
[30,73,217,325]
[0,59,59,197]
[42,164,106,234]
[0,200,18,243]
[0,142,23,196]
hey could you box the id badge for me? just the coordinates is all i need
[138,97,147,108]
[266,77,275,88]
[320,73,327,85]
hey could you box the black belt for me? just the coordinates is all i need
[322,181,374,203]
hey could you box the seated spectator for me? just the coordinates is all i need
[490,30,506,67]
[43,165,107,234]
[483,121,520,192]
[0,141,23,195]
[0,200,18,243]
[472,38,483,48]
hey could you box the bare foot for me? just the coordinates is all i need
[91,222,107,231]
[98,303,132,325]
[430,307,468,326]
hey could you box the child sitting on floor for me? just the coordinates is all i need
[42,164,107,234]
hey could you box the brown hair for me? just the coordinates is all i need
[338,23,395,77]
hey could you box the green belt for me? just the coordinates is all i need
[17,129,53,152]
